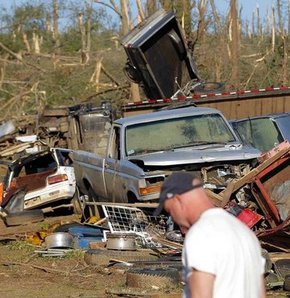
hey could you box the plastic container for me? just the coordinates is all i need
[69,226,105,249]
[68,226,104,237]
[73,236,103,249]
[237,208,262,228]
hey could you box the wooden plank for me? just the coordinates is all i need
[42,107,69,117]
[205,189,223,206]
[269,252,290,261]
[85,201,158,208]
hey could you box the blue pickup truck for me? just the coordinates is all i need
[230,113,290,152]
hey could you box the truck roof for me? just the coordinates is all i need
[233,112,290,122]
[115,106,223,126]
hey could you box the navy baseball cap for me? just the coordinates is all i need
[153,172,203,216]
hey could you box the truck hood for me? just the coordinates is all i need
[128,145,260,166]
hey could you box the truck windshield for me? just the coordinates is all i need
[125,113,236,156]
[233,118,284,152]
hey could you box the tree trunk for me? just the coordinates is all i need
[282,35,288,84]
[197,0,208,45]
[78,13,88,64]
[277,0,283,34]
[209,0,226,82]
[22,32,31,53]
[52,0,60,55]
[288,0,290,35]
[136,0,145,21]
[256,6,261,36]
[272,6,276,53]
[210,0,222,33]
[120,0,130,35]
[160,0,173,12]
[146,0,157,16]
[85,0,92,62]
[120,0,140,101]
[229,0,240,88]
[32,31,40,54]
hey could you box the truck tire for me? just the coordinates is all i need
[71,187,83,215]
[84,186,103,219]
[5,210,44,226]
[284,274,290,291]
[262,249,272,273]
[126,267,180,289]
[84,249,159,266]
[274,259,290,278]
[193,82,224,94]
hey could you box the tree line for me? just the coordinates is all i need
[0,0,289,121]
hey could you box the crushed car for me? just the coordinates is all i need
[0,147,77,217]
[230,112,290,153]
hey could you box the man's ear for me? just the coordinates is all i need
[175,194,182,202]
[176,193,190,211]
[175,194,186,208]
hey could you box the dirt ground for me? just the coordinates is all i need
[0,214,288,298]
[0,214,183,298]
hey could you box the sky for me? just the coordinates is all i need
[0,0,275,22]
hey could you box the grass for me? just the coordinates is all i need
[64,249,85,259]
[7,240,36,253]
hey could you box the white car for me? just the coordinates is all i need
[1,148,77,213]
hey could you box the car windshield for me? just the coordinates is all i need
[233,118,284,152]
[125,113,236,156]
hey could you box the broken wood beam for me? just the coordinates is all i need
[219,145,290,207]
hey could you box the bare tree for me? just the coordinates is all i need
[85,1,92,55]
[209,0,222,33]
[272,5,276,52]
[288,0,290,34]
[277,0,283,34]
[196,0,208,45]
[136,0,145,21]
[78,12,87,64]
[228,0,240,88]
[52,0,60,55]
[146,0,157,16]
[93,0,140,101]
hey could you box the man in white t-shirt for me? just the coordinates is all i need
[154,172,266,298]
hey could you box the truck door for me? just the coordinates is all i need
[103,125,123,202]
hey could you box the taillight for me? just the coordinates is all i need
[47,174,68,185]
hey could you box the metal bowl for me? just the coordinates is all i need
[45,232,74,249]
[106,233,136,251]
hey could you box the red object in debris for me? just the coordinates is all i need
[237,208,262,228]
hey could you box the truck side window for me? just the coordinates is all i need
[108,127,121,160]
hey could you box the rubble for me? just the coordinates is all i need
[0,9,289,294]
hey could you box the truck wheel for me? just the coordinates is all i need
[85,186,103,219]
[126,268,180,289]
[284,274,290,291]
[5,210,44,227]
[71,187,83,215]
[193,82,224,94]
[84,249,159,266]
[262,249,272,273]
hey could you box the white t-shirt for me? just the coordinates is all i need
[182,208,265,298]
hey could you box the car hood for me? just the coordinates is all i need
[121,9,199,99]
[128,145,260,166]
